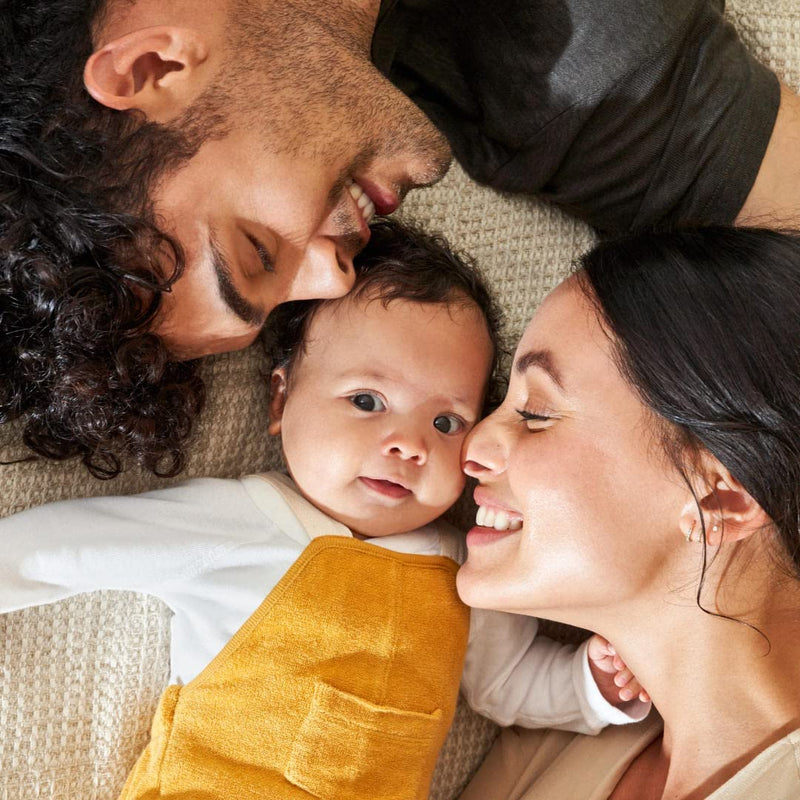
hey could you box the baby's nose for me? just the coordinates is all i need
[382,429,428,464]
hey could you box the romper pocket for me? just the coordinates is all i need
[285,680,443,800]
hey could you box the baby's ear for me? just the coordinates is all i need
[267,369,289,436]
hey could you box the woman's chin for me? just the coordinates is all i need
[456,525,523,608]
[456,559,513,611]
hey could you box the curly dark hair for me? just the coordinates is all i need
[0,0,229,477]
[265,217,506,415]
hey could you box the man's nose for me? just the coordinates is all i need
[286,238,355,302]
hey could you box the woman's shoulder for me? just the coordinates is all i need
[709,727,800,799]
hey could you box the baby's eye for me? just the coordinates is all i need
[350,392,386,412]
[433,414,465,435]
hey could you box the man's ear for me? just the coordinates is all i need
[267,369,289,436]
[678,454,770,546]
[83,26,210,123]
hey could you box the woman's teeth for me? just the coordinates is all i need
[347,179,376,223]
[475,505,523,532]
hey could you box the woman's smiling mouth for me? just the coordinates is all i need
[475,504,523,532]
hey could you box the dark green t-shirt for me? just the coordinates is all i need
[373,0,779,235]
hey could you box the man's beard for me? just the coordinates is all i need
[215,0,449,173]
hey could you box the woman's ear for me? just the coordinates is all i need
[267,369,289,436]
[679,454,771,546]
[83,26,210,123]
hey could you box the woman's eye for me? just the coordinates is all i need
[350,392,386,412]
[433,414,465,435]
[516,408,553,431]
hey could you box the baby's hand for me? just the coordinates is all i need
[587,634,650,705]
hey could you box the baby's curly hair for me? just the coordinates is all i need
[265,218,506,415]
[0,0,226,477]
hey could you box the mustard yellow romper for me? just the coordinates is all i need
[118,505,469,800]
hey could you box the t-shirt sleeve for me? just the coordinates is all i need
[461,609,578,729]
[462,610,649,734]
[0,478,251,613]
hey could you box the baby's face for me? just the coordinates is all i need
[269,295,494,537]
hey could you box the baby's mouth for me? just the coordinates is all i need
[359,476,412,499]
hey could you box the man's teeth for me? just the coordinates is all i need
[347,179,376,223]
[475,505,523,532]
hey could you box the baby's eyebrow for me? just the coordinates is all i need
[336,369,393,386]
[447,392,481,413]
[337,370,479,412]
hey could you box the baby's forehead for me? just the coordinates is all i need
[299,296,493,399]
[308,293,489,343]
[327,289,481,317]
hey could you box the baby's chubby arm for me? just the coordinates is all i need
[0,478,254,614]
[461,609,650,735]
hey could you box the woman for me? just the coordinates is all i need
[457,226,800,799]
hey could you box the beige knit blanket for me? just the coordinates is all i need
[2,3,798,798]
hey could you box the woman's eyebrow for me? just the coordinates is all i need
[514,349,564,391]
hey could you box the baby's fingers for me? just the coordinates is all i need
[616,671,650,703]
[614,667,634,689]
[587,634,618,673]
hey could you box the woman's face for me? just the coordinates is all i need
[457,276,690,622]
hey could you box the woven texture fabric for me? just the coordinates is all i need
[2,3,799,798]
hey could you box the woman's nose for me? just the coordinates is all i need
[462,413,507,478]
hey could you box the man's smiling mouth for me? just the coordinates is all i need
[347,179,376,224]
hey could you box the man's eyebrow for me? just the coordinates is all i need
[514,349,565,391]
[209,234,267,327]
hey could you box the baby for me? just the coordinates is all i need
[0,220,648,798]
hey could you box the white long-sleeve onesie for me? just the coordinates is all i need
[0,472,649,734]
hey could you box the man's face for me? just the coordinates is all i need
[130,0,451,357]
[270,295,494,538]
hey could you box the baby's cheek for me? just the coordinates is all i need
[440,460,467,507]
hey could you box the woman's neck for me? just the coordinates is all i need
[657,627,800,798]
[586,548,800,798]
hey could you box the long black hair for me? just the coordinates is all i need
[578,226,800,578]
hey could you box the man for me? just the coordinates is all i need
[1,0,798,477]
